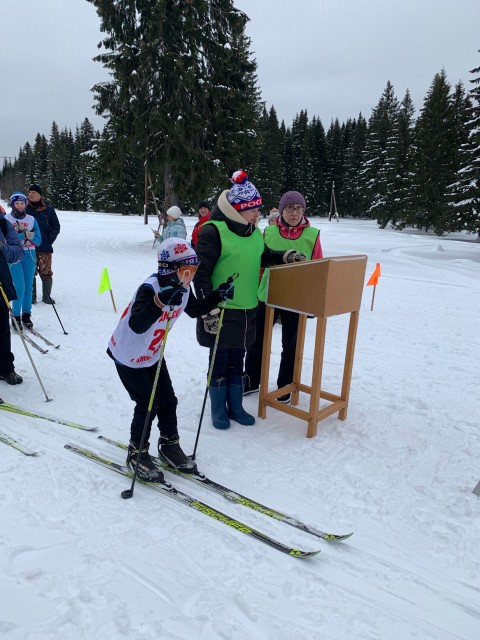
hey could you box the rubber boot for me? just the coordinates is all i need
[42,278,55,304]
[208,379,230,430]
[227,377,255,426]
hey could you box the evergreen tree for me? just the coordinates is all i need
[325,118,344,214]
[75,119,97,210]
[254,105,284,213]
[33,133,49,185]
[448,54,480,237]
[289,110,310,194]
[16,142,35,185]
[90,124,144,214]
[358,81,399,220]
[412,70,461,234]
[281,124,294,193]
[341,114,368,216]
[307,115,327,215]
[370,90,415,228]
[87,0,260,211]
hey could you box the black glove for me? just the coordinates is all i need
[157,284,187,307]
[284,249,307,263]
[203,308,221,334]
[216,281,235,301]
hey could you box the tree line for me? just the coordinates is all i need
[1,1,478,237]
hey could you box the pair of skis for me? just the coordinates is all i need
[67,439,352,558]
[15,327,60,354]
[0,400,353,558]
[0,401,97,457]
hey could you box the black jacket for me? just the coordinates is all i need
[26,199,60,253]
[193,192,286,350]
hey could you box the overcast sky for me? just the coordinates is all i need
[1,0,479,159]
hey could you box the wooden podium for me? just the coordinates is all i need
[258,255,367,437]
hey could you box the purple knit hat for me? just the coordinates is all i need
[278,191,306,214]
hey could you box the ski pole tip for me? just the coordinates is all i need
[121,489,133,499]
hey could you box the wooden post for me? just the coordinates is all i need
[258,305,275,419]
[143,163,148,224]
[329,181,339,221]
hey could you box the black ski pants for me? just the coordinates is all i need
[0,300,14,376]
[115,358,178,446]
[210,347,245,384]
[244,302,300,390]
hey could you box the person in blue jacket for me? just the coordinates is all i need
[0,206,24,385]
[26,183,60,304]
[6,193,42,330]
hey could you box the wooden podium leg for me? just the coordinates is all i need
[338,311,359,421]
[292,314,307,405]
[307,317,327,438]
[258,305,275,418]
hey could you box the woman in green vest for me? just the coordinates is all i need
[244,190,323,403]
[193,172,306,430]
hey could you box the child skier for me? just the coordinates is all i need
[107,237,234,482]
[6,193,42,330]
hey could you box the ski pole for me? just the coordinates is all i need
[121,315,172,500]
[191,273,238,460]
[44,292,68,335]
[0,284,52,402]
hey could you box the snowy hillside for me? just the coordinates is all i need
[1,209,479,640]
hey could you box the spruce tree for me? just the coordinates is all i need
[448,54,480,237]
[33,134,49,185]
[87,0,260,211]
[254,105,284,212]
[358,81,399,221]
[412,70,461,234]
[325,118,344,214]
[307,116,328,214]
[341,114,368,217]
[370,90,415,228]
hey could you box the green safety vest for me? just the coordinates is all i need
[257,225,320,302]
[206,220,265,310]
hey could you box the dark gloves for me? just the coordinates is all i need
[283,249,307,263]
[216,280,235,301]
[157,284,187,307]
[203,308,221,334]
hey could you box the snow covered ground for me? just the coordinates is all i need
[1,208,479,640]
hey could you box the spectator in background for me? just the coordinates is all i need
[268,207,280,225]
[0,206,24,385]
[153,206,187,243]
[5,193,41,330]
[26,184,60,304]
[191,200,210,248]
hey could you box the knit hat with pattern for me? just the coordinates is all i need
[227,170,262,212]
[157,237,199,275]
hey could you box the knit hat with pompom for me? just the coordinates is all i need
[227,170,262,212]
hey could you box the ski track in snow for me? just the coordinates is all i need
[0,210,479,639]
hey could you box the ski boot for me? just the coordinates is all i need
[158,433,197,474]
[126,441,164,482]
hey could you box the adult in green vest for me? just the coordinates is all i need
[194,172,306,430]
[244,190,323,403]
